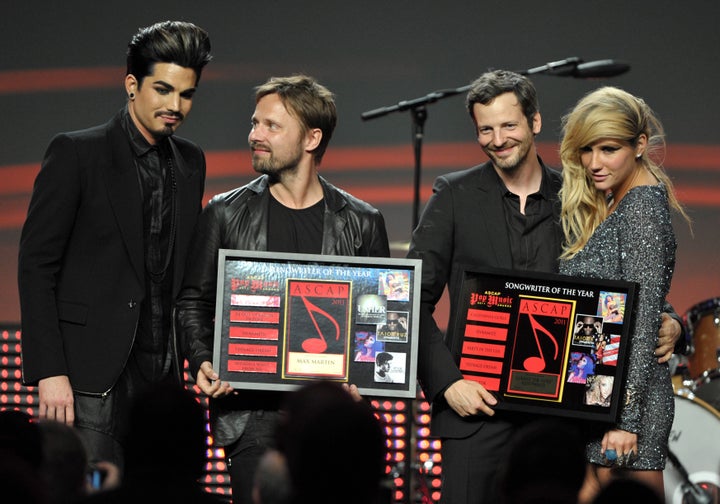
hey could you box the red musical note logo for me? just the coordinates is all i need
[523,314,559,373]
[299,295,340,353]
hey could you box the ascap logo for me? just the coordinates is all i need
[290,282,349,297]
[519,299,570,316]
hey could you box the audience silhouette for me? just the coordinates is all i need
[38,420,92,504]
[252,449,292,504]
[0,409,47,503]
[78,382,223,503]
[496,418,587,504]
[274,381,387,504]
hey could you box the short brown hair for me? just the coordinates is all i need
[255,75,337,164]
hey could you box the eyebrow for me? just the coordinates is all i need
[153,80,173,89]
[152,79,197,93]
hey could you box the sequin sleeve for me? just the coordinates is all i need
[613,186,676,433]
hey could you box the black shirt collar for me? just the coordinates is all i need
[120,106,165,157]
[494,156,553,200]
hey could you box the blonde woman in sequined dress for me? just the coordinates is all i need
[558,86,691,502]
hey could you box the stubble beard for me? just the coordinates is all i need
[251,146,304,181]
[485,130,537,175]
[488,142,532,174]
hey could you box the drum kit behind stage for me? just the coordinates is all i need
[664,298,720,504]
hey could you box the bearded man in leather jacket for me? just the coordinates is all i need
[175,75,390,504]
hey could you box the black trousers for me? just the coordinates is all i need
[73,350,178,471]
[223,410,281,504]
[439,418,517,504]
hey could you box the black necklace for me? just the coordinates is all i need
[146,148,177,282]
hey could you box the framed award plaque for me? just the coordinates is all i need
[212,249,422,398]
[447,266,638,422]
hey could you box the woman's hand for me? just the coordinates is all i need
[601,429,638,466]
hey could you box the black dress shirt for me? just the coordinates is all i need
[496,168,557,273]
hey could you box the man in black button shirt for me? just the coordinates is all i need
[18,21,212,471]
[176,74,390,504]
[406,70,684,503]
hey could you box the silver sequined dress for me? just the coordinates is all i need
[559,184,676,470]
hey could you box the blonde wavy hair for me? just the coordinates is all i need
[559,86,689,258]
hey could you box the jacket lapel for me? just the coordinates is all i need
[245,176,270,251]
[544,163,564,266]
[104,114,145,285]
[473,164,513,269]
[319,177,344,254]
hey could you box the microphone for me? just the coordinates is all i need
[523,57,583,77]
[573,59,630,78]
[521,57,630,79]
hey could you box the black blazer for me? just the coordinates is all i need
[407,159,563,438]
[18,109,206,394]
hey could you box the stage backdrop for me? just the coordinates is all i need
[2,0,719,331]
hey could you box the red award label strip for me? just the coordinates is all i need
[464,324,508,341]
[464,374,501,392]
[229,310,280,324]
[227,359,277,374]
[230,294,281,307]
[467,308,510,324]
[229,326,279,341]
[462,341,506,358]
[228,343,279,357]
[459,357,503,375]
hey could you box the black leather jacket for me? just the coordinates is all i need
[175,174,390,445]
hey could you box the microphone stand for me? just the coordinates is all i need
[361,85,467,230]
[411,106,426,233]
[360,57,623,230]
[667,448,713,504]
